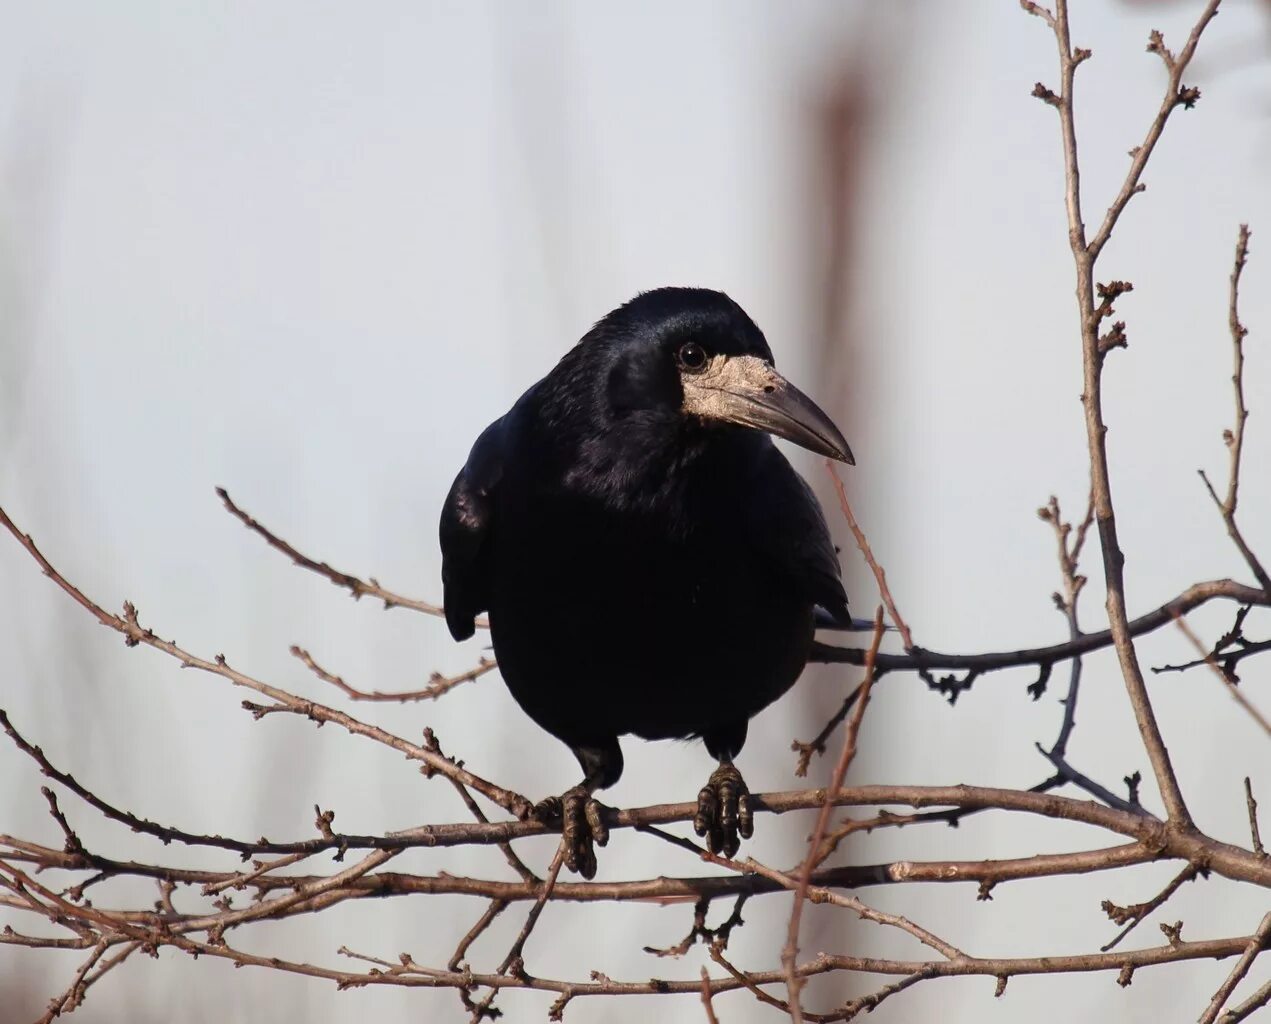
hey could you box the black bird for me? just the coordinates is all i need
[440,288,853,877]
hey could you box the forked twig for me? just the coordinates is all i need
[1199,912,1271,1024]
[1171,614,1271,737]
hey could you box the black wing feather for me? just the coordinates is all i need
[439,416,507,641]
[749,446,850,624]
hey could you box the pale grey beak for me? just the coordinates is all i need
[681,354,854,465]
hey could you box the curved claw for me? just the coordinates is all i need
[693,762,753,857]
[534,785,608,879]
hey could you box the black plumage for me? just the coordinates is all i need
[440,288,852,876]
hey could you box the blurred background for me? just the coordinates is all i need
[2,2,1270,1021]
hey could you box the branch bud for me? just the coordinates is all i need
[1031,82,1061,108]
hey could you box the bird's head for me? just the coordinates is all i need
[579,287,854,465]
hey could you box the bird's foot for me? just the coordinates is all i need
[694,761,754,857]
[533,785,609,879]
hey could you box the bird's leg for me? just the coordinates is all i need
[532,785,608,879]
[696,723,753,857]
[532,739,622,879]
[694,761,754,857]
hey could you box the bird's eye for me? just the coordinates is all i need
[676,341,709,373]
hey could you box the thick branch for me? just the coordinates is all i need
[7,780,1270,889]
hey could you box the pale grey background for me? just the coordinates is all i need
[1,3,1269,1021]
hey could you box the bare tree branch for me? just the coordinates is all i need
[1245,777,1265,856]
[783,607,885,1020]
[810,578,1270,675]
[1199,911,1271,1024]
[1026,0,1224,826]
[291,645,497,703]
[0,6,1262,1019]
[1219,977,1271,1023]
[825,465,914,650]
[0,504,531,820]
[1198,224,1271,596]
[217,487,458,618]
[1171,614,1271,736]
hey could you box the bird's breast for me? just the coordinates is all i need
[486,484,813,743]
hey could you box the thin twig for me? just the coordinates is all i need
[1085,3,1223,261]
[811,578,1271,673]
[35,938,111,1024]
[700,966,720,1024]
[202,851,315,896]
[791,678,867,777]
[1154,635,1271,682]
[217,487,458,618]
[784,607,885,1021]
[422,728,538,883]
[1199,911,1271,1024]
[0,707,522,859]
[0,506,531,819]
[291,645,497,703]
[498,844,567,976]
[1219,977,1271,1023]
[142,927,1271,1002]
[825,463,914,649]
[1199,224,1271,596]
[1100,862,1205,952]
[833,968,938,1021]
[644,894,749,958]
[750,859,965,961]
[449,899,509,972]
[1034,493,1140,813]
[1171,614,1271,737]
[1245,778,1265,856]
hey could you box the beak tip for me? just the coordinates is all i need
[825,434,855,466]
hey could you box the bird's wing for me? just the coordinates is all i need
[439,415,507,641]
[749,446,851,624]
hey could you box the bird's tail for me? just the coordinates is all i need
[813,607,891,632]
